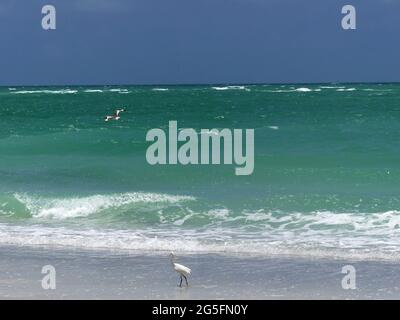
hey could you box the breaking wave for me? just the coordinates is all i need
[10,192,196,219]
[11,89,78,94]
[2,192,400,260]
[212,86,250,91]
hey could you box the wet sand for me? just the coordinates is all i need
[0,245,399,299]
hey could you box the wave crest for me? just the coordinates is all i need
[13,192,196,219]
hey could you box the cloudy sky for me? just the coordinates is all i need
[0,0,399,85]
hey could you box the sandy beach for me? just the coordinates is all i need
[0,245,399,299]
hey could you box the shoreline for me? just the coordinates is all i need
[0,245,399,299]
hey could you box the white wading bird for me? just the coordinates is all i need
[104,108,126,122]
[170,252,191,287]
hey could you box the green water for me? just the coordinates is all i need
[1,84,400,258]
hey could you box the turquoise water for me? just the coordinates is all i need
[1,84,400,259]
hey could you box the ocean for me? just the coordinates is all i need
[1,83,400,261]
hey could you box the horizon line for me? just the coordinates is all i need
[1,80,400,88]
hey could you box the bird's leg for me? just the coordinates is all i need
[179,276,183,287]
[184,275,189,287]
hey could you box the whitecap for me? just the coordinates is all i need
[109,88,129,93]
[14,192,196,220]
[212,86,249,91]
[11,89,78,95]
[295,88,312,92]
[84,89,103,93]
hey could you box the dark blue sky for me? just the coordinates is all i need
[0,0,399,85]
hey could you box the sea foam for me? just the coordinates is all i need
[14,192,196,219]
[212,86,249,91]
[12,89,78,94]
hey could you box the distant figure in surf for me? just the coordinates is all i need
[104,108,126,122]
